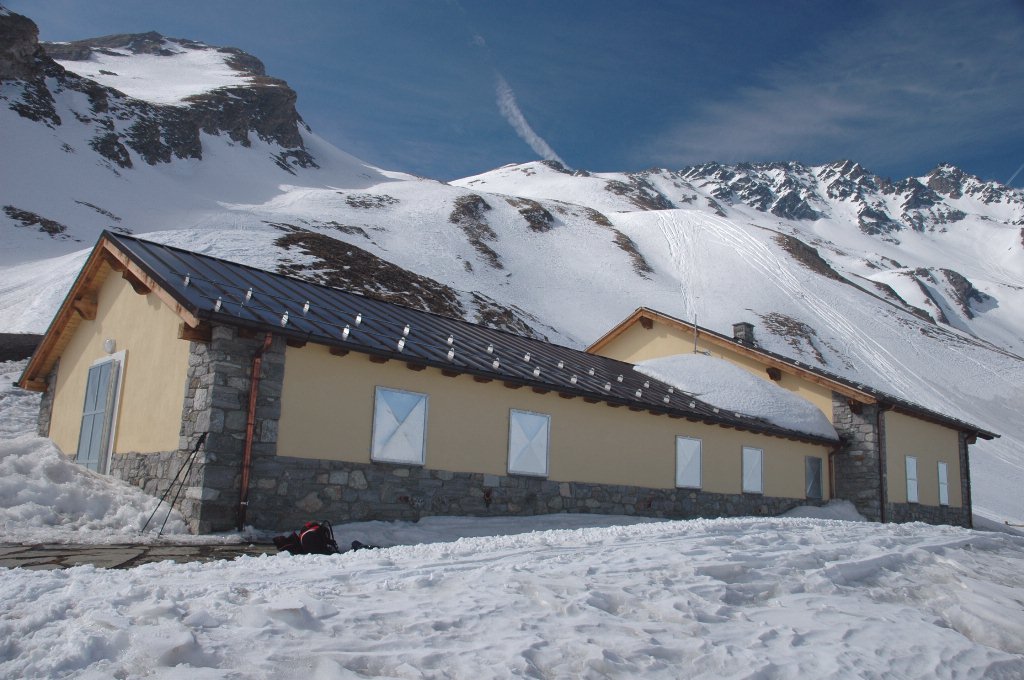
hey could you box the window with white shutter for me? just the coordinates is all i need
[938,461,949,506]
[742,446,763,494]
[371,387,428,465]
[675,437,702,489]
[508,409,550,477]
[906,456,919,503]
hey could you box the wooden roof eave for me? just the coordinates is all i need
[18,236,203,391]
[99,239,201,329]
[276,332,838,447]
[887,403,999,441]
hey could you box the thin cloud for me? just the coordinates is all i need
[641,2,1024,173]
[496,75,566,166]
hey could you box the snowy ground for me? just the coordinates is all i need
[2,361,1024,678]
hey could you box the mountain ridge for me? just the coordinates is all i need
[1,7,1022,522]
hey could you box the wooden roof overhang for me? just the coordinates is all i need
[589,307,998,441]
[18,235,202,391]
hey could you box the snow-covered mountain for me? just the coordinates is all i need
[1,7,1022,523]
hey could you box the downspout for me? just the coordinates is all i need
[238,332,273,531]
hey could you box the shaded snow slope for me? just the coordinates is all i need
[635,354,838,440]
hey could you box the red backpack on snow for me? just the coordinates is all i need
[273,521,340,555]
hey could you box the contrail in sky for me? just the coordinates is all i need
[495,74,566,166]
[449,0,569,166]
[1006,161,1024,186]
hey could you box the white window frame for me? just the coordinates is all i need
[906,456,919,504]
[675,436,702,489]
[77,351,126,475]
[370,386,428,465]
[937,461,949,506]
[507,409,551,477]
[742,446,764,494]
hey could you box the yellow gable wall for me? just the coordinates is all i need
[49,267,189,456]
[277,344,830,500]
[593,322,836,422]
[884,411,962,507]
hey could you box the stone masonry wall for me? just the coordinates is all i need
[831,394,885,521]
[177,325,286,533]
[958,431,974,529]
[246,456,821,532]
[36,361,58,438]
[109,448,197,521]
[886,502,970,527]
[886,431,972,528]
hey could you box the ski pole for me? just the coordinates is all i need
[141,432,207,534]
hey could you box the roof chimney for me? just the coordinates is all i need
[732,322,756,345]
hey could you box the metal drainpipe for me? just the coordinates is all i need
[238,332,273,531]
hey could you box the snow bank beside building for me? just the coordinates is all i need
[0,434,200,543]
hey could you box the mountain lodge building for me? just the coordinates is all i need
[18,233,995,532]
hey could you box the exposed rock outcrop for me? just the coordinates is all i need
[0,9,316,173]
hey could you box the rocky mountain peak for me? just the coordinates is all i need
[0,10,316,175]
[0,8,46,80]
[926,162,969,198]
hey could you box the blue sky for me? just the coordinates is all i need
[9,1,1024,185]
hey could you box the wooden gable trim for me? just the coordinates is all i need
[100,240,200,328]
[588,308,876,404]
[19,236,204,391]
[586,307,648,355]
[179,321,213,343]
[71,293,98,320]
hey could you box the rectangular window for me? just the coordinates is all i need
[675,437,702,489]
[938,461,949,506]
[742,446,764,494]
[371,387,428,465]
[805,456,823,500]
[906,456,919,503]
[508,409,550,476]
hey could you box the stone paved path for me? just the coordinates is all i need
[0,543,277,570]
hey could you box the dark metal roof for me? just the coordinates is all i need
[632,307,999,440]
[107,232,839,445]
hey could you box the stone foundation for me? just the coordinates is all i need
[246,457,821,532]
[36,362,58,438]
[886,502,970,528]
[108,449,203,524]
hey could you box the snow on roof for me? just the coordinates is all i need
[634,353,838,440]
[55,41,259,106]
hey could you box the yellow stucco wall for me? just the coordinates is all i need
[884,411,962,507]
[593,322,836,421]
[277,344,830,499]
[49,266,190,457]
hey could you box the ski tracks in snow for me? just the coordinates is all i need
[655,211,934,400]
[655,212,705,323]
